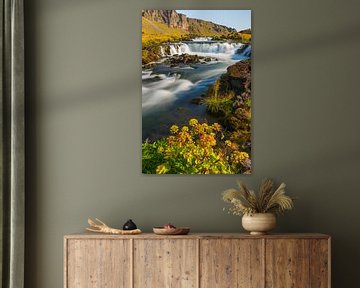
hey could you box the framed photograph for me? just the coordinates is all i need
[142,10,252,174]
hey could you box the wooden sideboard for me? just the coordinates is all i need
[64,233,330,288]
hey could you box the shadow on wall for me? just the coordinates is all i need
[43,76,138,112]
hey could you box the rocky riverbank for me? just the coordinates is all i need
[199,59,252,148]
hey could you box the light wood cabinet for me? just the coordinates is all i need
[64,233,330,288]
[134,239,198,288]
[66,239,132,288]
[200,239,263,287]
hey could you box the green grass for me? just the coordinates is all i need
[201,80,235,116]
[201,96,233,114]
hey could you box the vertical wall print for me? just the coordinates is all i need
[142,10,252,174]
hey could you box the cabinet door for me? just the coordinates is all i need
[66,239,131,288]
[266,239,310,288]
[200,239,264,288]
[134,239,198,288]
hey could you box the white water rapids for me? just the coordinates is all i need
[159,41,249,60]
[142,72,194,112]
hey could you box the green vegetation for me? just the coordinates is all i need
[142,119,251,174]
[201,95,233,115]
[231,32,251,43]
[201,75,235,115]
[142,46,161,65]
[212,32,251,44]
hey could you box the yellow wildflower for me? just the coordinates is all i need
[181,126,189,132]
[189,118,198,126]
[170,125,179,134]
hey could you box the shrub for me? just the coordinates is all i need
[142,119,251,174]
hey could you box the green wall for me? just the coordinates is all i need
[25,0,360,287]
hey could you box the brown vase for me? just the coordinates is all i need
[242,213,276,235]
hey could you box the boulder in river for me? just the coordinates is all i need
[164,53,216,66]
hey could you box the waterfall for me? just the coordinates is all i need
[162,42,246,59]
[160,46,165,57]
[191,37,212,42]
[168,44,191,55]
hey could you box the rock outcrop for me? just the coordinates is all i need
[226,59,251,99]
[142,10,189,30]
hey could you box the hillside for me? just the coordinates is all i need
[142,10,236,44]
[142,16,188,47]
[188,18,236,36]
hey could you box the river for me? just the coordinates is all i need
[142,38,251,141]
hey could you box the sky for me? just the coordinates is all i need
[177,10,251,31]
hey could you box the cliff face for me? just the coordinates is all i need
[142,10,189,30]
[142,10,236,34]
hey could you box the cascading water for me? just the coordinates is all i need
[168,44,191,55]
[191,37,213,42]
[163,41,245,59]
[243,45,251,57]
[236,45,252,58]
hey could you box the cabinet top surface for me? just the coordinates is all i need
[64,232,330,240]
